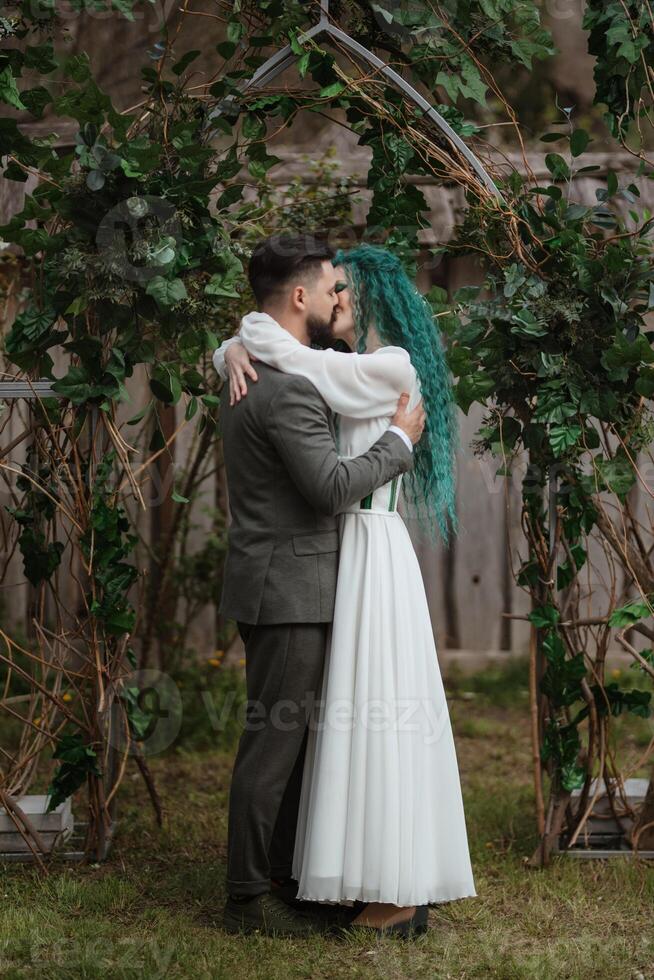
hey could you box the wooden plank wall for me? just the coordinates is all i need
[2,158,653,670]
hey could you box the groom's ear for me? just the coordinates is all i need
[291,284,308,311]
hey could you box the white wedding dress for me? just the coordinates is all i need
[213,314,477,907]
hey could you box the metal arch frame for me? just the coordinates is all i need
[0,3,505,405]
[206,0,504,202]
[0,4,505,402]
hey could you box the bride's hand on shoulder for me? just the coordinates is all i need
[225,341,258,406]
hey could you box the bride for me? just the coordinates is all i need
[213,244,476,935]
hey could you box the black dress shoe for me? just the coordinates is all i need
[222,891,328,936]
[270,876,301,906]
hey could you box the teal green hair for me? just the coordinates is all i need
[333,244,459,544]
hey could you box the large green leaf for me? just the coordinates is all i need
[51,366,93,404]
[609,597,654,628]
[4,306,58,356]
[455,372,496,413]
[595,454,636,498]
[242,113,267,140]
[46,733,102,813]
[570,129,590,157]
[150,364,183,405]
[145,276,188,308]
[545,153,570,181]
[549,423,582,456]
[0,67,26,110]
[205,250,244,299]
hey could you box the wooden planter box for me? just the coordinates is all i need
[0,795,74,858]
[557,778,654,858]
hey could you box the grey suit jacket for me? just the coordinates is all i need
[219,362,414,625]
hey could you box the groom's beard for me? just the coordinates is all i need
[307,311,336,349]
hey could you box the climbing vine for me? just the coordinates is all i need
[0,0,652,862]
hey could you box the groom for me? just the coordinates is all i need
[217,234,425,936]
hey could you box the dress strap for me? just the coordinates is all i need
[359,474,400,513]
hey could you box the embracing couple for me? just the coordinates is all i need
[212,234,476,938]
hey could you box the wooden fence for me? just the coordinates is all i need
[2,136,653,670]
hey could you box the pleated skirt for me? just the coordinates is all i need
[291,511,477,906]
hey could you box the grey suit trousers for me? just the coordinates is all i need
[226,620,328,897]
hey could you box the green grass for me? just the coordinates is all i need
[1,661,653,979]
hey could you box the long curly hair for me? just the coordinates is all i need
[333,244,460,543]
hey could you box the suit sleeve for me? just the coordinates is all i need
[267,376,414,516]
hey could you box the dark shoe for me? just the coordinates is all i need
[222,891,327,937]
[296,900,362,931]
[271,877,363,931]
[348,904,429,939]
[270,876,301,906]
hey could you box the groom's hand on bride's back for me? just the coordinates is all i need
[392,393,426,446]
[225,341,258,406]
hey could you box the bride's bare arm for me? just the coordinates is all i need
[225,342,258,406]
[213,338,259,406]
[240,316,418,418]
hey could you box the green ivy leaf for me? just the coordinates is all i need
[205,249,244,299]
[145,276,187,308]
[46,733,102,812]
[595,455,636,498]
[319,81,346,99]
[227,19,245,43]
[0,68,26,110]
[549,423,582,456]
[242,113,266,140]
[528,605,560,629]
[51,366,93,404]
[64,296,88,316]
[18,529,64,587]
[609,598,653,628]
[298,52,311,78]
[455,372,496,413]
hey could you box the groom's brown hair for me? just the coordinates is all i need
[248,233,334,307]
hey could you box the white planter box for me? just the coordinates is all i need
[558,778,654,858]
[0,795,74,855]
